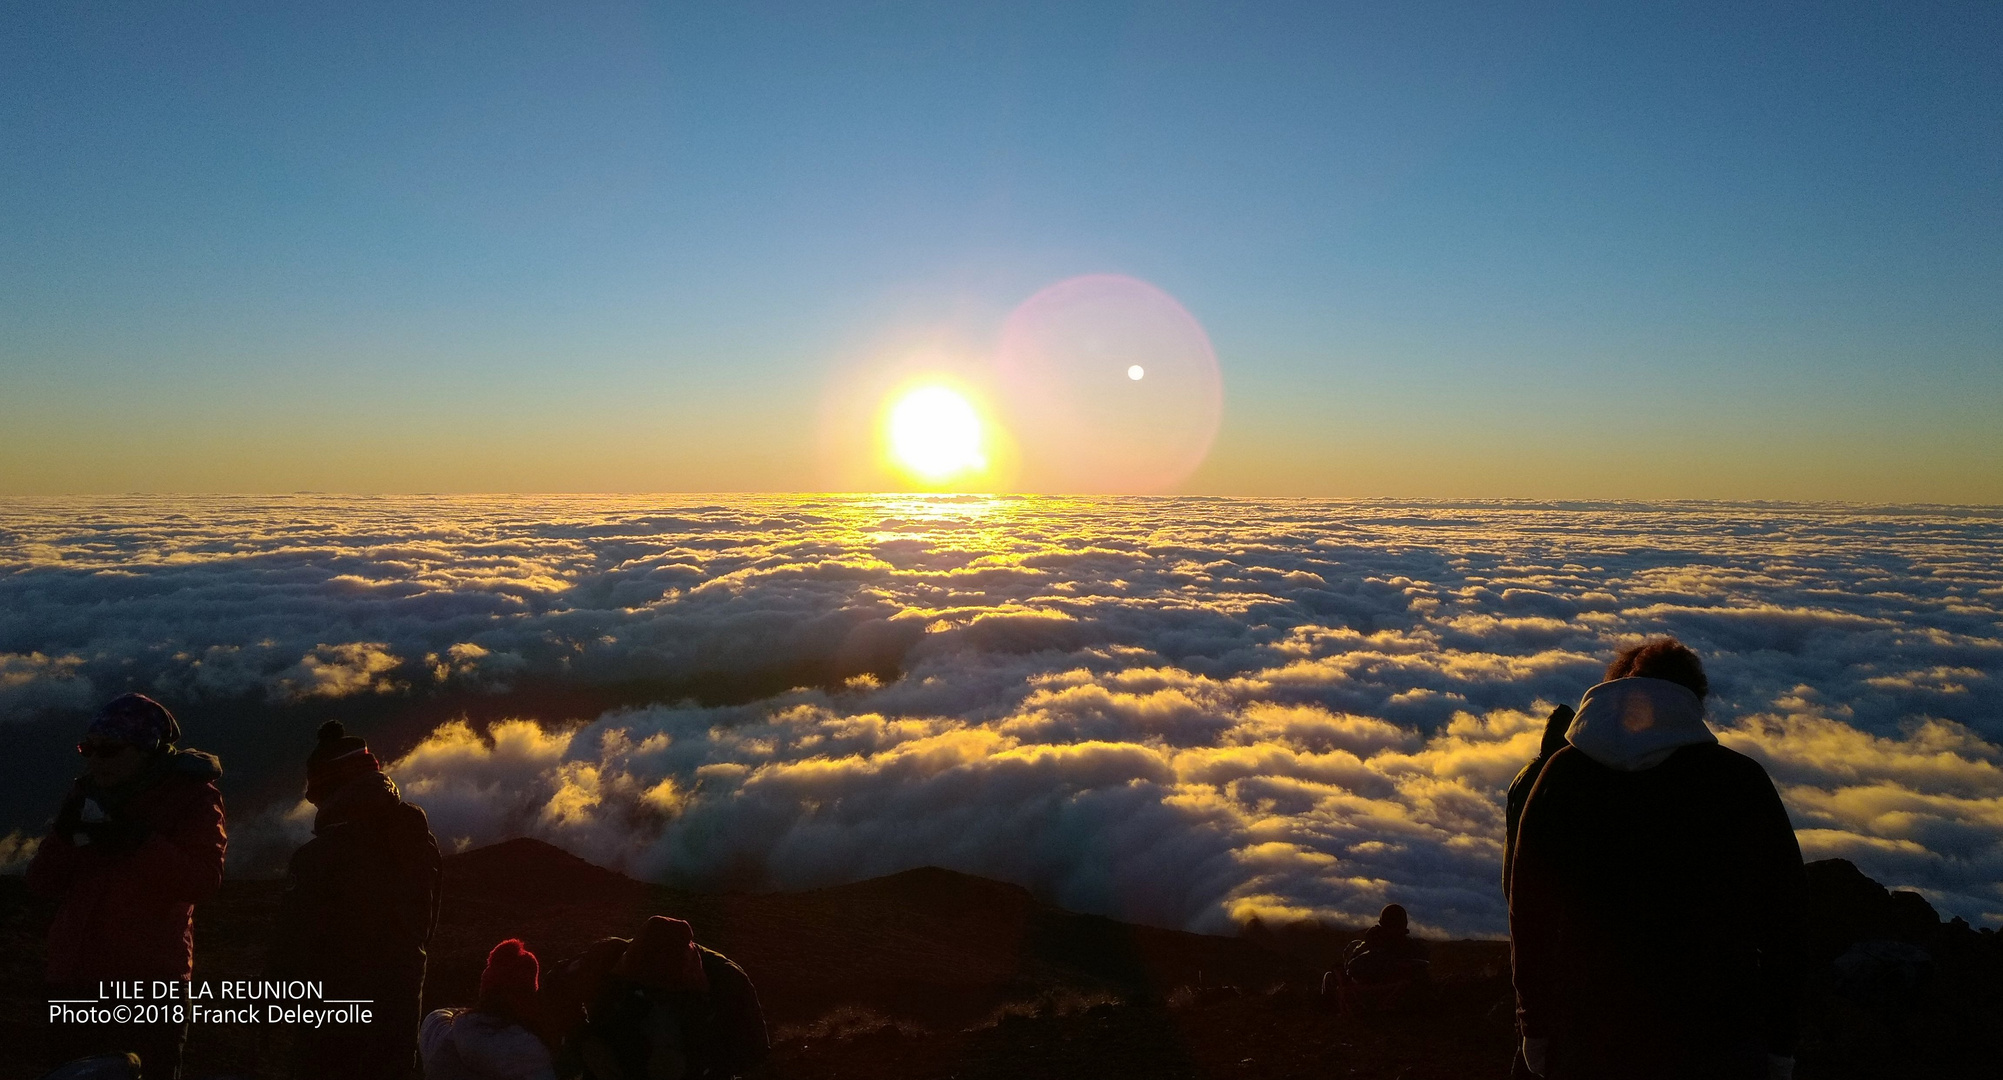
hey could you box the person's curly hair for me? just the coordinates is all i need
[1605,637,1709,699]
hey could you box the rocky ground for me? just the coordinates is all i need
[2,839,1997,1079]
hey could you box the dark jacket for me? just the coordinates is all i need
[563,940,769,1080]
[1357,922,1427,963]
[1510,679,1805,1079]
[1503,704,1572,900]
[267,771,442,1079]
[28,749,227,983]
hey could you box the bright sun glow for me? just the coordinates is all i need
[888,385,985,481]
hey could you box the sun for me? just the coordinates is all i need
[887,385,986,482]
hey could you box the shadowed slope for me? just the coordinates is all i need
[1,841,1997,1079]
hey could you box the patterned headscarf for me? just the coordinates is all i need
[86,693,180,751]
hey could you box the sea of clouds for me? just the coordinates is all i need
[2,495,1999,935]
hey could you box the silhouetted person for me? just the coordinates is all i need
[420,939,557,1080]
[1504,703,1573,1080]
[1510,639,1806,1079]
[550,916,768,1080]
[1344,903,1430,985]
[267,721,443,1080]
[30,694,226,1080]
[1503,704,1574,901]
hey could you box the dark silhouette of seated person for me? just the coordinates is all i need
[1344,904,1430,986]
[544,916,768,1080]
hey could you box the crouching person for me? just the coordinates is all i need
[420,940,556,1080]
[267,721,443,1080]
[548,916,768,1080]
[30,694,226,1080]
[1344,903,1430,985]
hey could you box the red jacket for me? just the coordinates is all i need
[27,755,227,984]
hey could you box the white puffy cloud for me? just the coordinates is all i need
[1,495,1999,932]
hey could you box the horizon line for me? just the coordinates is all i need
[3,490,2002,512]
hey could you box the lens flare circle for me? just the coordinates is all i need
[887,385,986,481]
[997,275,1222,493]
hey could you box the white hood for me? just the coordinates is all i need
[1565,677,1715,771]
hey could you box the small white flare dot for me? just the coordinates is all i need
[1127,365,1145,381]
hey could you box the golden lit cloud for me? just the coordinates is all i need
[5,496,2000,933]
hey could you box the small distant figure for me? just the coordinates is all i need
[267,721,443,1080]
[1344,904,1431,986]
[1510,639,1806,1079]
[547,916,769,1080]
[29,693,226,1080]
[420,939,558,1080]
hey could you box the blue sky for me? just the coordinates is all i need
[3,1,1998,498]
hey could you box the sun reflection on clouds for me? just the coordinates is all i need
[1,496,2000,933]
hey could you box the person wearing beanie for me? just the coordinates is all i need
[545,916,768,1080]
[419,939,557,1080]
[267,720,443,1080]
[29,693,226,1079]
[1510,639,1806,1080]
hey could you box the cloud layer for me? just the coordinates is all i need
[2,495,1999,934]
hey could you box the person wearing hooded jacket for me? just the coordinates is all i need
[29,693,227,1079]
[267,721,443,1080]
[420,939,557,1080]
[1509,639,1806,1080]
